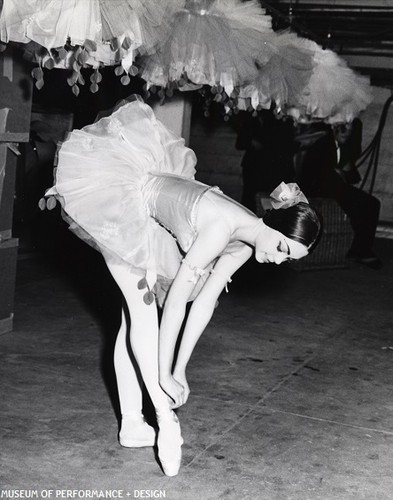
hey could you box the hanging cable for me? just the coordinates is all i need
[356,94,393,194]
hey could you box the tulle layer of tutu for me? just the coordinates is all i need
[140,0,274,93]
[0,0,183,69]
[0,0,373,122]
[299,40,372,123]
[99,0,184,55]
[0,0,102,48]
[237,33,372,123]
[236,31,316,111]
[46,97,196,304]
[137,2,372,123]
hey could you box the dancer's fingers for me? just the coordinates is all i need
[173,387,190,409]
[171,387,188,409]
[171,388,184,409]
[160,376,185,409]
[173,373,190,408]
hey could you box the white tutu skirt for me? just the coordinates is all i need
[0,0,102,48]
[298,39,372,123]
[0,0,183,70]
[239,33,372,123]
[140,0,274,93]
[46,97,197,304]
[99,0,184,53]
[238,31,316,111]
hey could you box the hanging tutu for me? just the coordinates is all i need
[95,0,185,71]
[0,0,102,49]
[0,0,34,44]
[238,33,372,123]
[99,0,184,55]
[99,0,142,42]
[238,31,316,112]
[123,0,185,55]
[0,0,183,73]
[139,0,275,95]
[45,96,197,304]
[296,39,373,123]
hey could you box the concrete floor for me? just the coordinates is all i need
[1,237,393,500]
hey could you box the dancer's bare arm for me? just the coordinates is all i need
[158,225,230,400]
[160,240,252,408]
[172,245,252,407]
[159,227,229,369]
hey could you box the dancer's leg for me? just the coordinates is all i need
[114,307,142,415]
[113,306,156,447]
[107,261,183,475]
[107,263,170,410]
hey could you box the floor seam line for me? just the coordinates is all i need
[184,354,321,468]
[183,398,266,469]
[183,326,359,469]
[255,353,320,406]
[265,407,393,436]
[191,394,256,406]
[254,325,351,407]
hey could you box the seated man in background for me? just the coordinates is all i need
[293,121,382,269]
[333,118,363,185]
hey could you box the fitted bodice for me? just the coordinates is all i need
[143,173,220,252]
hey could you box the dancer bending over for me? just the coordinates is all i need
[45,96,321,477]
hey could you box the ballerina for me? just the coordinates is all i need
[44,96,321,476]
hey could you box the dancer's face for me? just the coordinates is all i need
[255,226,308,264]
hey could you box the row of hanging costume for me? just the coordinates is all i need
[138,0,372,124]
[0,0,184,72]
[0,0,372,123]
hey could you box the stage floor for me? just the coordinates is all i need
[1,238,393,500]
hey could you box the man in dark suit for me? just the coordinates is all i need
[293,121,382,268]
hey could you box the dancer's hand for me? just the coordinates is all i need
[160,375,188,409]
[173,370,190,408]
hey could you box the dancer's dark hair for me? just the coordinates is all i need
[263,202,322,249]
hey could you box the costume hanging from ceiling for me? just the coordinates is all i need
[0,0,373,123]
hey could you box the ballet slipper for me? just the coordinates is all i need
[119,413,156,448]
[156,409,183,477]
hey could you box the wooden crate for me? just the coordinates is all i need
[0,145,18,235]
[256,193,353,271]
[0,49,32,333]
[0,238,18,334]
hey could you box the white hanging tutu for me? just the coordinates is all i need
[46,96,197,304]
[0,0,184,70]
[0,0,38,44]
[139,0,274,94]
[297,39,372,123]
[1,0,372,121]
[238,31,316,111]
[0,0,102,49]
[238,33,373,123]
[94,0,185,71]
[99,0,184,53]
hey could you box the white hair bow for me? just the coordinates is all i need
[269,182,309,209]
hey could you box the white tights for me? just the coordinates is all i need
[107,261,171,417]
